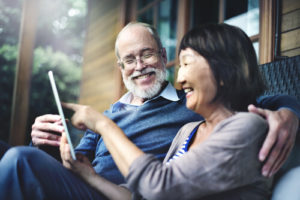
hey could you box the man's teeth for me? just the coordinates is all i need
[136,73,152,79]
[184,88,193,93]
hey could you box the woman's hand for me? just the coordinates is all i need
[60,132,132,200]
[62,102,144,177]
[62,102,104,132]
[60,132,96,180]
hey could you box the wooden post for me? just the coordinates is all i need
[259,0,276,64]
[9,0,39,146]
[113,0,129,101]
[174,0,190,89]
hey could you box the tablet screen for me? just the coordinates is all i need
[48,71,76,160]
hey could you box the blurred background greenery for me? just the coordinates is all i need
[0,0,87,144]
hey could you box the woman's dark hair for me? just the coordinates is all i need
[179,23,265,111]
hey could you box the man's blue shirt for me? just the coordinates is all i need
[75,83,203,184]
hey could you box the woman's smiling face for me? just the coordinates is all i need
[177,48,217,113]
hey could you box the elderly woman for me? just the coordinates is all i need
[61,24,271,199]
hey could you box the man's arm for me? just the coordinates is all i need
[256,95,300,119]
[250,94,300,177]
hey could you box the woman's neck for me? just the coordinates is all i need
[189,105,234,149]
[202,105,234,129]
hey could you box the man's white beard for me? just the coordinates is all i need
[122,67,166,99]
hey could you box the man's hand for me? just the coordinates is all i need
[248,104,299,177]
[31,114,64,147]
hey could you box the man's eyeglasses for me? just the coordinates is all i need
[118,50,161,69]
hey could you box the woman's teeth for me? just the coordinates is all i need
[184,88,193,93]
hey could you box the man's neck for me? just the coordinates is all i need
[130,81,168,106]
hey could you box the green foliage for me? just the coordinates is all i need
[27,47,81,143]
[0,0,21,45]
[32,46,81,102]
[0,44,17,142]
[35,0,87,64]
[0,0,86,143]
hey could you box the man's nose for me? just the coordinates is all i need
[135,58,146,71]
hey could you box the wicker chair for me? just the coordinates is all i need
[259,55,300,198]
[259,55,300,101]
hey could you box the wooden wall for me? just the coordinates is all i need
[280,0,300,56]
[79,0,124,112]
[79,0,300,112]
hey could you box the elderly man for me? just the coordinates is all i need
[0,22,299,199]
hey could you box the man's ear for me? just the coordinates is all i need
[161,48,167,64]
[117,61,124,69]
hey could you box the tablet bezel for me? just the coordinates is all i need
[48,71,76,160]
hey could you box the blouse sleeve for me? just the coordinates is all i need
[126,113,269,200]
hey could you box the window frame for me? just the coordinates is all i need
[219,0,275,64]
[119,0,276,92]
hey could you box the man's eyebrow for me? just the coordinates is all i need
[123,54,135,59]
[140,48,156,53]
[122,48,156,59]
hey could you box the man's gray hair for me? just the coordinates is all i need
[115,22,163,59]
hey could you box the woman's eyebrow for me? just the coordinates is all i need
[181,54,194,59]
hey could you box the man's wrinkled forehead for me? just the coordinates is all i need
[116,25,159,58]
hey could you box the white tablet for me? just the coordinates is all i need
[48,71,76,160]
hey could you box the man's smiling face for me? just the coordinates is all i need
[117,25,166,99]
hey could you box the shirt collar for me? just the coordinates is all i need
[119,82,179,104]
[111,82,180,112]
[159,82,180,102]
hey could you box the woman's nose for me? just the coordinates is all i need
[176,67,185,84]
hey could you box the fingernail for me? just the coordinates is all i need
[259,154,265,161]
[262,170,268,177]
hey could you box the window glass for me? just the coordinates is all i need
[157,0,177,61]
[157,0,177,84]
[138,0,154,9]
[190,0,219,27]
[166,65,175,84]
[253,41,259,60]
[224,0,259,36]
[137,7,153,25]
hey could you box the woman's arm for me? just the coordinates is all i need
[125,113,270,200]
[62,103,144,176]
[63,102,271,200]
